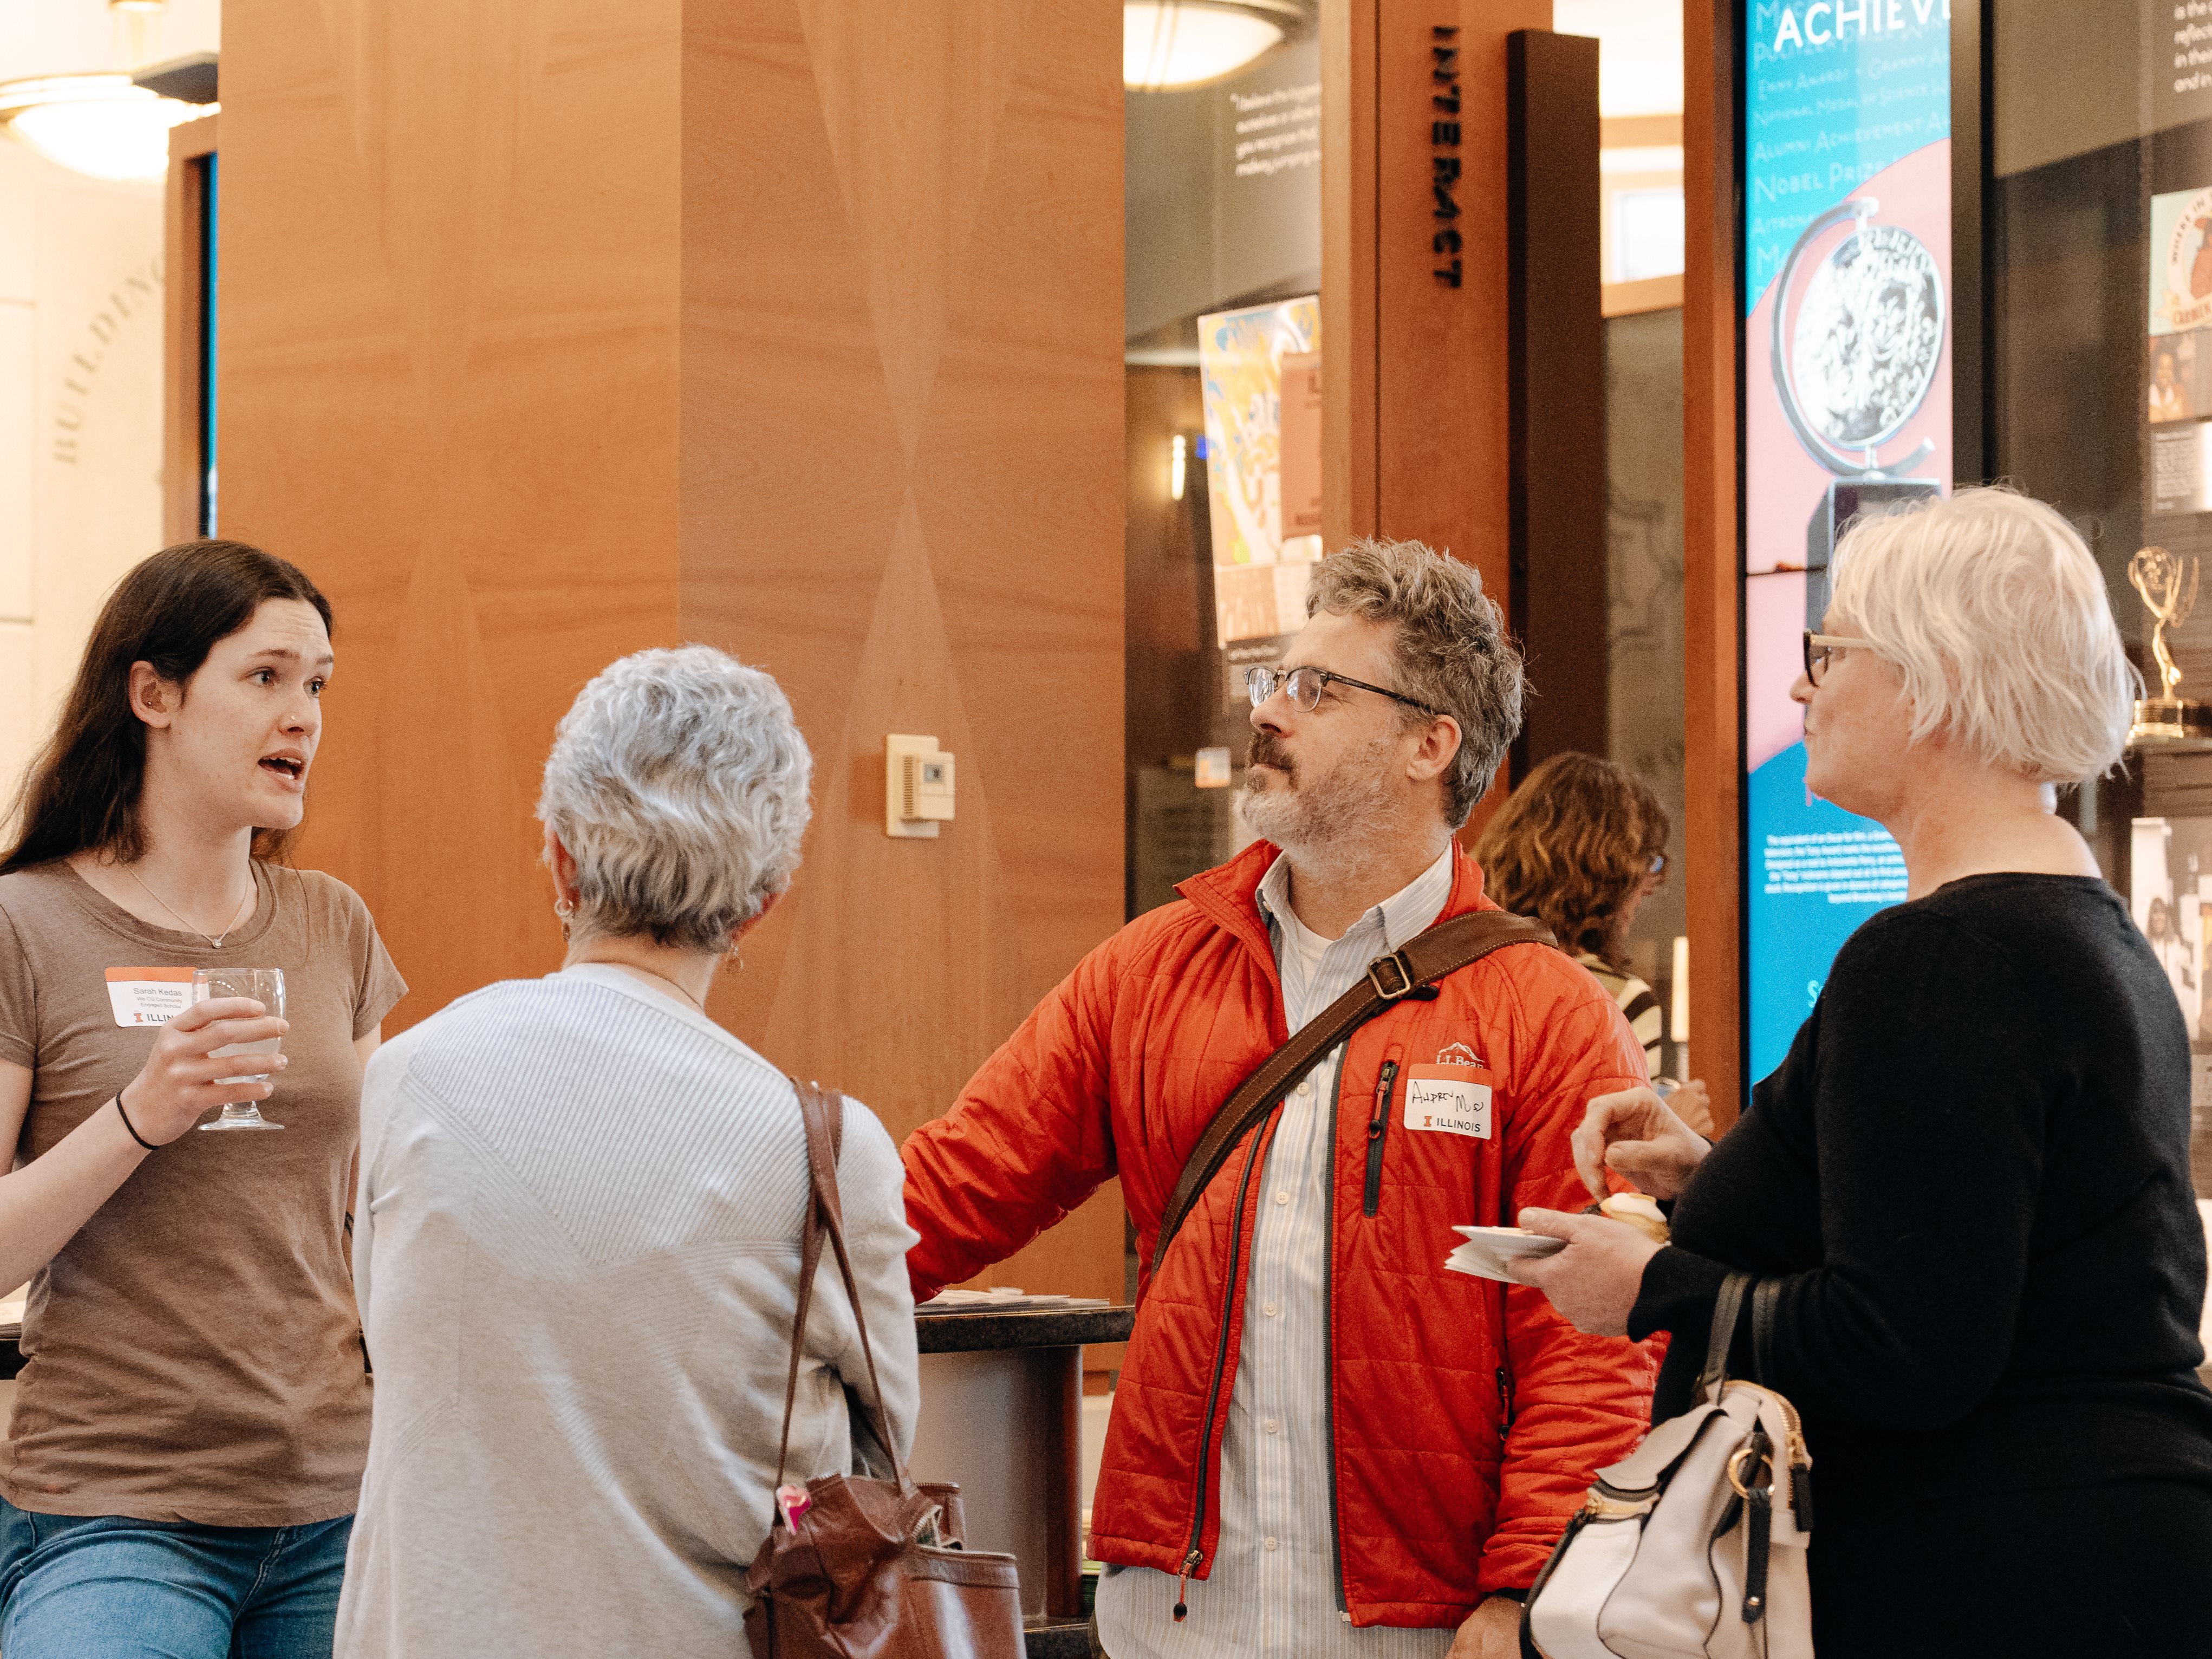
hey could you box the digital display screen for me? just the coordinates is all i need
[1741,2,1952,1085]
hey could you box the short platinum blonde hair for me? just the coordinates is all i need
[538,646,813,950]
[1828,487,2137,785]
[1307,538,1524,827]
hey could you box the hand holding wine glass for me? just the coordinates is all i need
[190,970,288,1132]
[120,989,290,1144]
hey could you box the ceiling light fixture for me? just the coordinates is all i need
[0,74,213,183]
[1124,2,1294,92]
[0,0,216,186]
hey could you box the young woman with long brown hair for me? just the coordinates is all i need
[0,540,404,1657]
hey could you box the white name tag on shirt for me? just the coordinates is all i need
[1403,1065,1494,1140]
[105,967,194,1028]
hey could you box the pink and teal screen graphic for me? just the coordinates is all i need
[1742,2,1951,1085]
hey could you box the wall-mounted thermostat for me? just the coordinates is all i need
[886,734,956,838]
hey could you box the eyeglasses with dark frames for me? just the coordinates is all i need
[1244,664,1441,719]
[1802,630,1875,687]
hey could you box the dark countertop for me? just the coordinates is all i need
[915,1306,1133,1354]
[1023,1617,1093,1658]
[0,1309,1137,1375]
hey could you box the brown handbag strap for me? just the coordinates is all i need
[772,1078,909,1494]
[1151,908,1556,1266]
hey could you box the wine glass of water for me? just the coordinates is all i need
[191,968,286,1133]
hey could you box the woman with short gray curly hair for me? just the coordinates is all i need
[336,647,920,1658]
[537,645,814,952]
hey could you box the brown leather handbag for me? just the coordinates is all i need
[744,1078,1025,1659]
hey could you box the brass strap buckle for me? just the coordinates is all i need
[1726,1443,1775,1500]
[1366,952,1417,1000]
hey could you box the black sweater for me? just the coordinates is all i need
[1632,873,2212,1514]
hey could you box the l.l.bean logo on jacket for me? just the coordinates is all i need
[1403,1042,1494,1139]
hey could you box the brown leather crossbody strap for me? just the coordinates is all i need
[773,1078,909,1494]
[1151,908,1557,1266]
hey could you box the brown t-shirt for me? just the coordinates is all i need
[0,860,406,1525]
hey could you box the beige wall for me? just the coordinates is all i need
[0,140,166,816]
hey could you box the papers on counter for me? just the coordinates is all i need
[1443,1225,1565,1284]
[915,1287,1111,1316]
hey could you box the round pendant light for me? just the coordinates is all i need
[1124,2,1291,92]
[0,74,212,183]
[1,1,217,185]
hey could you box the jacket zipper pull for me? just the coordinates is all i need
[1498,1365,1515,1429]
[1363,1061,1399,1217]
[1174,1549,1200,1621]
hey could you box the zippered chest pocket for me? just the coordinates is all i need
[1362,1053,1401,1216]
[1359,1044,1508,1221]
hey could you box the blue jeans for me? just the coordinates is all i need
[0,1496,351,1659]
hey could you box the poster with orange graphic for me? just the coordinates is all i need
[1198,295,1320,645]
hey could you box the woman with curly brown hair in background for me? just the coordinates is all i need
[1471,752,1713,1136]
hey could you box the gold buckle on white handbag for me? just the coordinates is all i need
[1725,1444,1775,1501]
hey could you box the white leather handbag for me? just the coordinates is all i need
[1520,1273,1814,1659]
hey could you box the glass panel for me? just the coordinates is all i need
[1988,2,2212,884]
[1606,305,1688,1079]
[199,149,217,535]
[1989,0,2212,1207]
[1124,3,1323,922]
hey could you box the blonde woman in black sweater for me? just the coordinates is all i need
[1514,489,2212,1656]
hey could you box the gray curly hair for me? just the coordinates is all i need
[1306,538,1524,827]
[537,646,814,950]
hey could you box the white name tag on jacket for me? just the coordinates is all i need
[105,967,194,1027]
[1403,1064,1494,1140]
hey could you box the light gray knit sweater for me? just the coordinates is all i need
[334,965,919,1658]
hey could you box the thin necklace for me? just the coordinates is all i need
[576,957,708,1014]
[121,863,255,949]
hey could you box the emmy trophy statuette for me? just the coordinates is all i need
[2128,545,2212,749]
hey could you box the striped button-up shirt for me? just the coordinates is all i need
[1096,845,1457,1658]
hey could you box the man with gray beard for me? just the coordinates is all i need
[902,539,1657,1658]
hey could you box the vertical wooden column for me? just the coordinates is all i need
[677,0,1126,1303]
[1505,30,1605,775]
[217,0,1127,1300]
[1324,0,1552,833]
[161,115,217,545]
[1683,0,1743,1120]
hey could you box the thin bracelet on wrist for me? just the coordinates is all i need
[113,1089,158,1152]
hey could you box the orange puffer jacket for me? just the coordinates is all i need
[902,840,1658,1629]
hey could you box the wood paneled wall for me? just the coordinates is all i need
[218,0,1125,1302]
[678,1,1126,1300]
[220,0,688,1023]
[1683,0,1743,1121]
[1323,0,1549,837]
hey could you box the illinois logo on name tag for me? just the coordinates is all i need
[106,968,194,1028]
[1403,1063,1494,1139]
